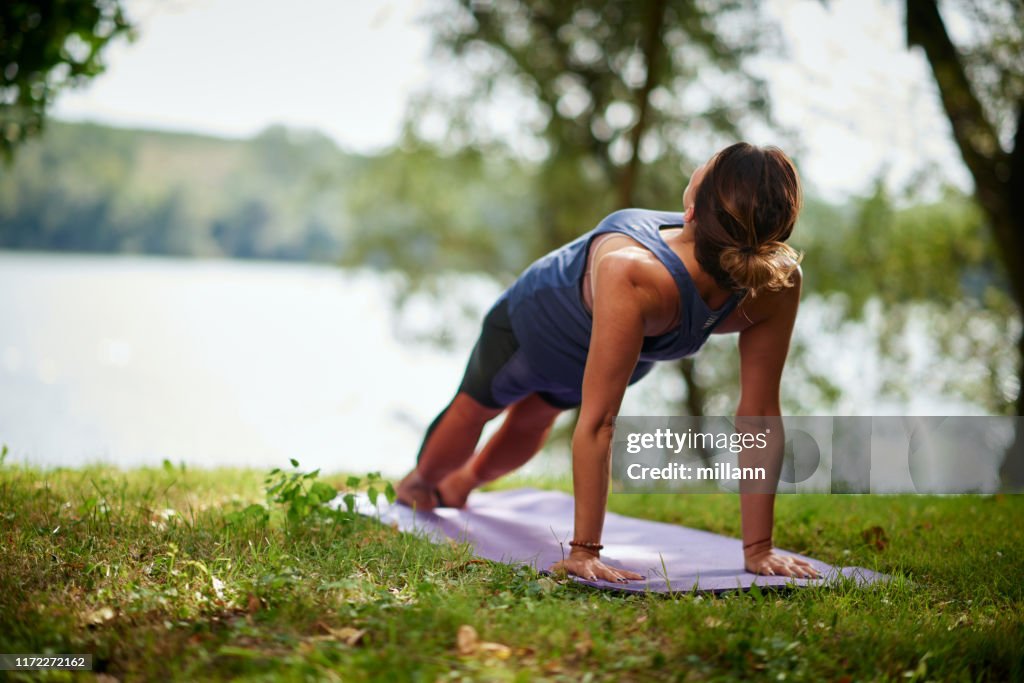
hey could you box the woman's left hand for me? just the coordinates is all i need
[745,548,821,579]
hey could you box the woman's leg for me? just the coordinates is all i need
[436,393,563,508]
[396,392,503,509]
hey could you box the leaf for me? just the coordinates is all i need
[217,646,261,658]
[290,458,300,468]
[346,475,361,488]
[861,526,889,550]
[162,458,174,473]
[343,493,356,514]
[536,577,556,593]
[367,486,379,506]
[242,504,269,525]
[384,482,396,505]
[310,481,336,503]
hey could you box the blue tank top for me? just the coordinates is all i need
[502,208,745,389]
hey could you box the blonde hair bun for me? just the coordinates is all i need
[718,241,802,295]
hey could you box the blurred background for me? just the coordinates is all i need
[0,0,1020,481]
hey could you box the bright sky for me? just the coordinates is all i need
[51,0,972,202]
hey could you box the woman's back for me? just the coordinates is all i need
[502,208,745,390]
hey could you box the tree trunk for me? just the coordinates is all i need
[906,0,1024,488]
[618,0,669,210]
[679,358,713,464]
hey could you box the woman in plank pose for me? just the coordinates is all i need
[397,142,820,583]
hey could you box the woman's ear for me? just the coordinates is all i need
[683,204,695,223]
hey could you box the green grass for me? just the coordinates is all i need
[1,461,1022,682]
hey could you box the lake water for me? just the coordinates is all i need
[0,252,510,476]
[0,251,992,478]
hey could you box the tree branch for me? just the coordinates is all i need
[906,0,1020,297]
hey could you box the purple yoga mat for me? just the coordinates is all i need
[350,487,888,593]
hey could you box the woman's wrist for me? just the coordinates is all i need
[569,539,603,558]
[742,536,772,559]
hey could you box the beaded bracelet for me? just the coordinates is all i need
[569,540,604,551]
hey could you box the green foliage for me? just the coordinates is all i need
[342,140,538,285]
[0,0,133,161]
[264,460,336,526]
[411,0,780,252]
[261,459,395,527]
[803,180,1003,314]
[0,122,358,259]
[797,179,1018,413]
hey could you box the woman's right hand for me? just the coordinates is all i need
[745,547,821,579]
[550,549,645,583]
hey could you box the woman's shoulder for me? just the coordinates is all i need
[712,265,803,335]
[596,208,685,231]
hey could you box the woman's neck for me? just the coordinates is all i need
[663,224,733,310]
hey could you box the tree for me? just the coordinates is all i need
[388,0,783,416]
[905,0,1023,486]
[418,0,776,243]
[0,0,132,161]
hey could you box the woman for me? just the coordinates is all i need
[397,142,820,583]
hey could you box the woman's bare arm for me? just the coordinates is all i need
[549,252,662,582]
[734,268,819,578]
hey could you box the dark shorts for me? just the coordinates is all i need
[458,297,583,410]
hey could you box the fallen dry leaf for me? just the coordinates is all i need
[861,526,889,551]
[87,606,115,625]
[455,624,511,658]
[479,641,512,659]
[573,632,593,658]
[457,624,478,655]
[330,627,367,646]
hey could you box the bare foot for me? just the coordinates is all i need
[395,470,438,511]
[436,465,479,509]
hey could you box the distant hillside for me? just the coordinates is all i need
[0,121,368,260]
